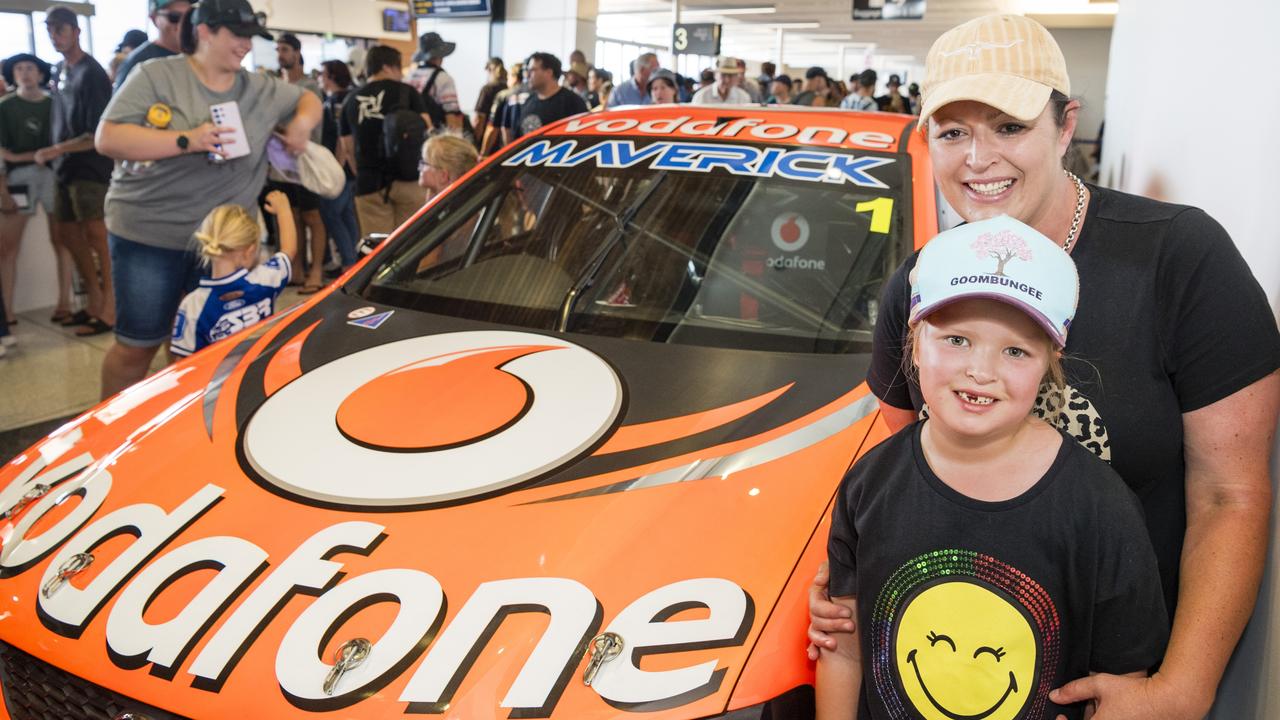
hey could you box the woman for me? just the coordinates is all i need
[95,0,321,398]
[0,53,73,327]
[318,59,358,270]
[417,134,477,270]
[807,14,1279,719]
[647,68,679,104]
[472,57,506,150]
[419,133,478,202]
[592,81,614,113]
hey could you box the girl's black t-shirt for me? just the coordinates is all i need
[866,185,1280,617]
[828,423,1170,720]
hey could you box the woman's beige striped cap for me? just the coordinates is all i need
[919,14,1070,128]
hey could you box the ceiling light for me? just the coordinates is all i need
[681,4,777,16]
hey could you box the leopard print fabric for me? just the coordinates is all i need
[916,382,1112,462]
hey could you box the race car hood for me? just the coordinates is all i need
[0,289,880,719]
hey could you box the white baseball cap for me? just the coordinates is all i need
[909,215,1079,348]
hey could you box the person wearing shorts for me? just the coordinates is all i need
[39,7,116,336]
[0,52,74,327]
[96,0,320,398]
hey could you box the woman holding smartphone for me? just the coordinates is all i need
[96,0,320,398]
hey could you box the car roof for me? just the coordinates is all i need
[536,104,922,155]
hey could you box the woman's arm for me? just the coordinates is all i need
[263,190,297,262]
[95,121,229,161]
[1052,372,1280,718]
[0,147,37,163]
[276,91,322,155]
[816,595,862,720]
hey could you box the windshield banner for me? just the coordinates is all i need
[503,139,897,190]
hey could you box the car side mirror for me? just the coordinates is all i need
[358,233,389,257]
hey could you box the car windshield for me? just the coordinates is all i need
[355,135,911,354]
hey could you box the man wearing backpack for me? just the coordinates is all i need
[339,45,430,235]
[406,32,463,134]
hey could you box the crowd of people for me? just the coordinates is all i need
[0,2,1277,718]
[0,0,932,361]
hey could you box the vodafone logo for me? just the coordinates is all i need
[771,213,810,252]
[241,331,622,508]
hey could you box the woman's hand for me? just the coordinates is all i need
[1051,672,1202,720]
[188,122,234,156]
[33,145,62,165]
[274,124,310,157]
[805,561,857,661]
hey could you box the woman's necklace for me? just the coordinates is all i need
[1062,169,1086,252]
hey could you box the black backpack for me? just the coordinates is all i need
[381,83,428,183]
[419,67,448,130]
[418,67,477,144]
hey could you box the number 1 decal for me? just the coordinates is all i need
[855,197,893,234]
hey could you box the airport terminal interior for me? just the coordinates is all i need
[0,1,1277,719]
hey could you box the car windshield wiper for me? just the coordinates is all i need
[557,172,669,331]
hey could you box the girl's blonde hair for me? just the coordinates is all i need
[423,134,479,181]
[194,204,259,264]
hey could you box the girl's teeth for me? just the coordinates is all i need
[958,391,994,405]
[968,180,1013,195]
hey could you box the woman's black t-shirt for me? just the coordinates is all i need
[828,424,1170,720]
[866,185,1280,616]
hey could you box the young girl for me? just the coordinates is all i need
[817,216,1169,720]
[170,191,297,357]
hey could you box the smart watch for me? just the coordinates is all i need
[176,134,189,152]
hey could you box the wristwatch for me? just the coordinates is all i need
[176,134,189,152]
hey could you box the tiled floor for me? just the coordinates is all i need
[0,288,307,433]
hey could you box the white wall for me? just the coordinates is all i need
[1103,2,1280,718]
[503,0,597,73]
[256,0,413,41]
[1048,27,1109,142]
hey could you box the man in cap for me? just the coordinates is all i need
[767,74,793,105]
[116,29,149,57]
[608,52,658,108]
[792,66,835,107]
[114,0,193,90]
[691,57,751,105]
[38,5,115,336]
[562,60,590,102]
[876,73,910,113]
[840,69,879,112]
[407,32,462,132]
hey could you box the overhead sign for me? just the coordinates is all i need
[413,0,492,18]
[672,23,721,55]
[853,0,926,20]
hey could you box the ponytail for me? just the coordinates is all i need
[195,205,260,264]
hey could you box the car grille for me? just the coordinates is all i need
[0,641,189,720]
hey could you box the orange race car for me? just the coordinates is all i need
[0,105,937,719]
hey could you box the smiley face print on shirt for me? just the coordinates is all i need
[873,550,1061,720]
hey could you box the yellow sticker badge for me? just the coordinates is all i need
[146,103,172,129]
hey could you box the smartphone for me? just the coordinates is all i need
[210,101,251,160]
